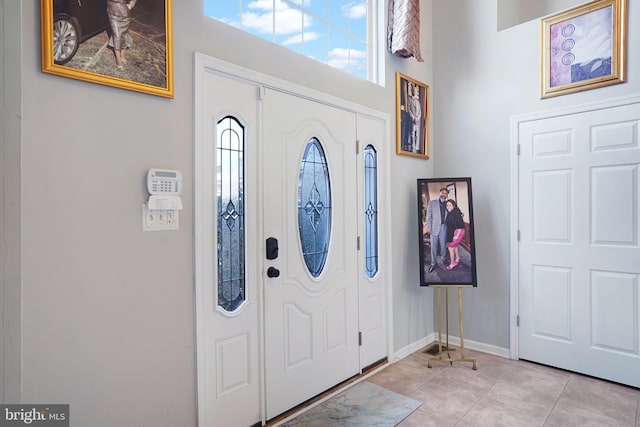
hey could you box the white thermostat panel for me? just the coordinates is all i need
[147,168,182,195]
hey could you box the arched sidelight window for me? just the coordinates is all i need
[364,144,378,277]
[217,116,245,312]
[298,138,332,278]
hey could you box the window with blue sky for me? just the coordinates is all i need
[205,0,371,80]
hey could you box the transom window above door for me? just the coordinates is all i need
[204,0,381,83]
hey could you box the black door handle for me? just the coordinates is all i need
[267,267,280,278]
[266,237,279,260]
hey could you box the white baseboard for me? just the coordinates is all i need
[391,333,437,362]
[393,334,511,362]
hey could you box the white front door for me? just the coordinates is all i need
[262,88,360,419]
[195,54,390,426]
[517,99,640,387]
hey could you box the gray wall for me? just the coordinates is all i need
[433,0,640,349]
[1,0,22,404]
[16,1,434,425]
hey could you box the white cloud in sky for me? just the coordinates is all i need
[328,47,366,72]
[281,31,320,45]
[242,0,312,35]
[344,2,367,20]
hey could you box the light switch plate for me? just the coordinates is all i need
[142,203,179,231]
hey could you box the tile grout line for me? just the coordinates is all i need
[453,372,500,426]
[542,373,572,426]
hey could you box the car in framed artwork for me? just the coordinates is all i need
[52,0,109,64]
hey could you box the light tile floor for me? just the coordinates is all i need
[366,348,640,427]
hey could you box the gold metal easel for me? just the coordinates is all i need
[428,285,477,370]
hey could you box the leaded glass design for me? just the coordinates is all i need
[364,144,378,277]
[298,138,331,278]
[217,116,245,312]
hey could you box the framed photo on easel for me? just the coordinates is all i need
[417,177,477,287]
[396,73,429,159]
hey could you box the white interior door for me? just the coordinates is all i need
[262,88,360,419]
[518,100,640,387]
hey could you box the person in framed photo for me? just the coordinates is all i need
[445,199,465,270]
[407,83,422,153]
[400,82,413,152]
[425,187,451,272]
[107,0,138,69]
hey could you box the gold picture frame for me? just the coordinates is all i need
[41,0,174,98]
[540,0,626,99]
[396,72,429,159]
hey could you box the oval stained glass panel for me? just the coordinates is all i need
[298,138,331,278]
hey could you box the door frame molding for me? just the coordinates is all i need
[509,93,640,360]
[194,52,393,425]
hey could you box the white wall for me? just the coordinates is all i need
[433,0,639,349]
[497,0,585,30]
[0,0,22,404]
[387,2,437,358]
[15,1,435,425]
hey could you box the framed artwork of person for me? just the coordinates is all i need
[396,72,429,159]
[41,0,174,98]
